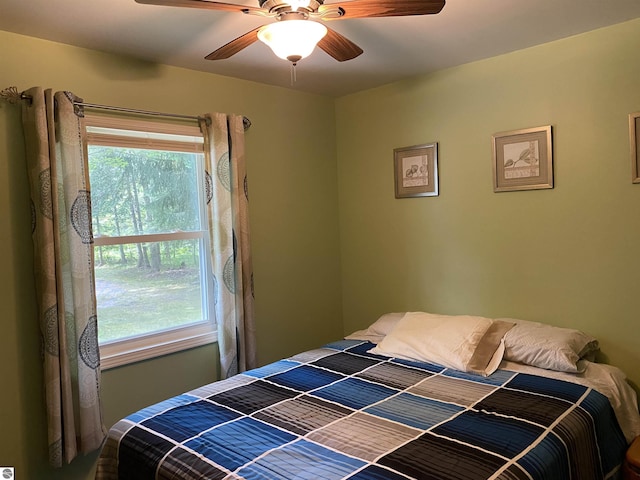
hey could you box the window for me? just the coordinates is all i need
[85,115,215,369]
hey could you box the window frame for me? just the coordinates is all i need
[85,114,216,370]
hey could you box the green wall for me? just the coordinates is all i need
[335,19,640,387]
[0,30,343,479]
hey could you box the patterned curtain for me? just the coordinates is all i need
[200,113,256,379]
[21,87,106,467]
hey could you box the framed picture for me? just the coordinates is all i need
[394,142,438,198]
[630,112,640,183]
[492,125,553,192]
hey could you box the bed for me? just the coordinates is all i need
[96,313,640,480]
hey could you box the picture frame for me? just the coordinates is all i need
[492,125,553,192]
[394,142,438,198]
[630,112,640,184]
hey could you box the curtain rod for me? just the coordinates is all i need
[0,86,252,131]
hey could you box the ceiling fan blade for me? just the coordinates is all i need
[205,26,263,60]
[318,26,363,62]
[319,0,445,19]
[135,0,262,14]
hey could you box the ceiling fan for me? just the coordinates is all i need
[135,0,446,65]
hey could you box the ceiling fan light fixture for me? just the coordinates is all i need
[257,20,327,63]
[287,0,311,12]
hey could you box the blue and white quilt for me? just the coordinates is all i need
[96,340,628,479]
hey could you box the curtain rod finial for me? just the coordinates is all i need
[0,86,25,105]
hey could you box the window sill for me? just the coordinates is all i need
[100,329,217,370]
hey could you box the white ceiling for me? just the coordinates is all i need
[2,0,640,97]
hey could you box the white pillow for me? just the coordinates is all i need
[369,312,514,376]
[345,312,405,343]
[500,318,599,373]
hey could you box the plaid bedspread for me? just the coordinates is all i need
[96,340,628,480]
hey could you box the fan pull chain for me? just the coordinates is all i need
[290,62,297,86]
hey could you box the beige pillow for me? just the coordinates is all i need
[345,312,405,343]
[369,312,514,376]
[500,318,599,373]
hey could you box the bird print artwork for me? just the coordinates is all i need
[402,154,429,187]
